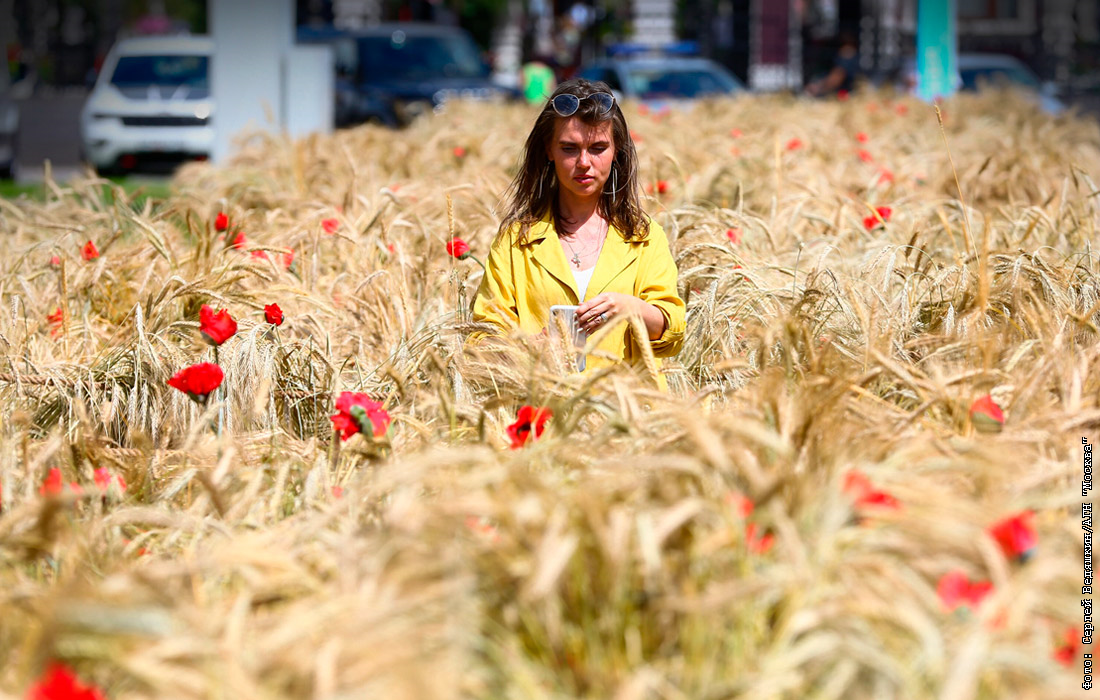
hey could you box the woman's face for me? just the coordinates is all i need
[546,116,616,203]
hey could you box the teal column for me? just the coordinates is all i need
[916,0,957,101]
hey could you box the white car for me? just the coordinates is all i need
[80,36,213,173]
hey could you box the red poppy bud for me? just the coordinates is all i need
[199,305,237,345]
[49,255,61,267]
[446,238,471,259]
[785,138,803,151]
[506,405,552,449]
[856,132,869,143]
[453,146,467,158]
[857,149,874,163]
[969,394,1005,433]
[656,180,669,194]
[81,241,99,261]
[215,212,229,231]
[264,303,283,326]
[167,362,224,405]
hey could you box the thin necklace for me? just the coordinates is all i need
[562,217,608,269]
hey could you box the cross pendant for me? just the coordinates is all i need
[571,253,581,267]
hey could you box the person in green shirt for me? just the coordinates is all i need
[521,59,557,104]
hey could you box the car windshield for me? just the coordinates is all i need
[110,55,209,90]
[961,66,1040,91]
[625,66,740,99]
[358,32,487,82]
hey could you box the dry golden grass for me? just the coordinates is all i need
[1,88,1098,699]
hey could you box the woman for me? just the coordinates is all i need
[470,79,685,388]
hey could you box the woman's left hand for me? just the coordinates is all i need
[576,293,640,334]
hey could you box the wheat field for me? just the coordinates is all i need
[0,88,1097,699]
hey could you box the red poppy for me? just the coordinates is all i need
[843,470,901,511]
[322,218,339,234]
[857,149,874,163]
[988,510,1037,561]
[730,128,743,139]
[863,206,892,230]
[331,391,392,441]
[745,522,775,553]
[250,250,269,262]
[199,305,237,345]
[1054,625,1080,667]
[656,180,669,194]
[231,231,248,250]
[49,255,61,267]
[507,405,552,449]
[215,212,229,232]
[264,303,283,326]
[167,362,224,404]
[446,238,471,260]
[386,243,396,254]
[726,228,742,244]
[81,241,99,261]
[453,146,467,158]
[47,307,63,338]
[39,468,82,497]
[969,394,1005,433]
[837,88,849,100]
[856,132,869,143]
[26,662,105,700]
[332,486,344,499]
[936,570,993,613]
[93,467,127,494]
[281,250,295,269]
[878,169,895,185]
[785,138,803,151]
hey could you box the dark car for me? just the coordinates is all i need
[298,23,518,127]
[578,43,744,108]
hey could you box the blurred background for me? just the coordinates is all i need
[1,0,1099,184]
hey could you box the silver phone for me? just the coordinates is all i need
[548,304,587,371]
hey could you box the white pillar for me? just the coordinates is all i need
[210,0,332,163]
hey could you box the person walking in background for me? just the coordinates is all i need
[806,33,861,96]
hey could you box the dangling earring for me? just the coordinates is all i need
[603,163,618,205]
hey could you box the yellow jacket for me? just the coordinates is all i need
[470,212,686,388]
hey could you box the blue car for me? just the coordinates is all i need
[298,23,519,127]
[578,45,745,107]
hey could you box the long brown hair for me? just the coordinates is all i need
[498,78,649,243]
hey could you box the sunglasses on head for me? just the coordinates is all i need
[551,92,616,117]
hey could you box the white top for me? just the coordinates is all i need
[572,266,596,300]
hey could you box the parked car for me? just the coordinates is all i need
[578,44,745,107]
[895,52,1064,114]
[80,36,213,173]
[298,23,518,128]
[0,68,19,179]
[958,53,1064,114]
